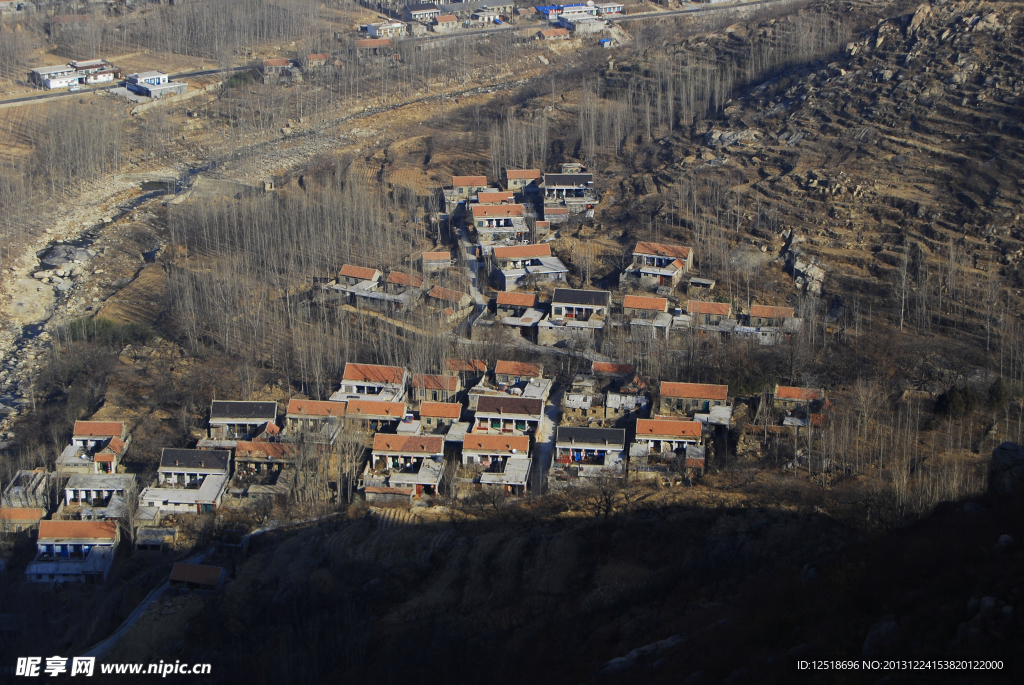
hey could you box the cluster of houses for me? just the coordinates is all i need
[27,60,188,99]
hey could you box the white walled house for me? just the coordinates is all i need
[332,363,408,403]
[140,449,231,515]
[26,521,119,583]
[554,427,627,477]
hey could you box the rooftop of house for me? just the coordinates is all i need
[477,191,515,203]
[429,285,468,304]
[749,304,795,319]
[343,363,406,384]
[463,434,530,453]
[209,401,278,421]
[372,433,444,453]
[543,172,593,186]
[235,442,300,460]
[65,474,135,490]
[660,381,729,401]
[386,271,425,288]
[160,448,230,471]
[436,13,458,21]
[494,360,541,377]
[496,291,537,307]
[0,507,44,521]
[635,419,702,439]
[775,386,824,401]
[339,264,380,281]
[472,204,525,218]
[406,3,440,11]
[447,358,487,373]
[556,426,626,446]
[493,243,551,259]
[553,288,610,307]
[262,58,291,68]
[634,241,692,260]
[475,395,544,416]
[169,563,224,586]
[592,362,636,376]
[423,250,452,262]
[287,399,347,418]
[346,400,406,419]
[623,295,669,311]
[356,38,392,47]
[506,168,542,180]
[72,421,125,438]
[38,520,116,542]
[412,374,459,391]
[687,301,732,316]
[453,175,488,186]
[419,402,462,419]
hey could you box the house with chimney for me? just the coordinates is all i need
[208,401,278,441]
[344,400,406,432]
[331,363,408,403]
[553,427,627,478]
[687,300,732,326]
[285,399,347,442]
[659,382,729,417]
[419,402,462,432]
[490,243,568,290]
[26,521,118,583]
[432,13,459,32]
[622,295,672,338]
[461,434,532,496]
[366,434,446,498]
[452,175,489,199]
[495,291,537,319]
[505,168,542,193]
[140,449,231,515]
[411,374,460,406]
[471,204,528,244]
[633,418,703,459]
[477,190,515,204]
[57,421,131,475]
[621,241,694,289]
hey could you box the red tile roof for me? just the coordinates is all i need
[339,264,379,281]
[412,374,458,391]
[540,28,570,38]
[356,38,391,48]
[660,382,729,401]
[422,250,451,262]
[775,386,823,402]
[38,520,116,541]
[169,563,223,586]
[477,191,514,203]
[343,363,405,384]
[372,434,444,453]
[435,13,458,22]
[545,207,569,215]
[287,399,347,417]
[636,419,702,438]
[420,402,462,418]
[429,285,467,303]
[386,271,424,287]
[493,243,551,259]
[453,175,487,186]
[262,58,291,68]
[0,507,44,521]
[105,437,126,454]
[463,434,530,453]
[446,358,487,373]
[506,169,541,180]
[687,301,731,316]
[634,241,692,260]
[749,305,795,319]
[235,441,300,459]
[496,291,537,307]
[346,400,406,419]
[623,295,668,311]
[472,204,524,218]
[592,362,635,375]
[536,221,550,228]
[73,421,124,438]
[495,360,540,377]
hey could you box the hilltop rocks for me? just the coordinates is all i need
[989,442,1024,496]
[38,245,94,269]
[8,278,56,325]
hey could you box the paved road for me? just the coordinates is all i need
[533,390,563,496]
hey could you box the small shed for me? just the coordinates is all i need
[169,563,227,592]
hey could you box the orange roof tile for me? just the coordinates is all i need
[422,250,451,262]
[687,301,731,316]
[287,399,347,417]
[0,508,44,521]
[592,362,635,375]
[634,241,692,260]
[493,243,551,259]
[412,374,458,391]
[471,204,524,218]
[429,285,467,303]
[262,58,290,68]
[73,421,124,438]
[38,520,116,541]
[372,434,444,453]
[495,360,541,377]
[235,442,300,459]
[623,295,668,311]
[343,363,405,384]
[169,563,224,586]
[386,271,424,287]
[496,291,537,307]
[749,305,795,319]
[420,402,462,419]
[660,382,729,401]
[446,358,487,373]
[346,400,405,419]
[477,191,515,204]
[540,28,570,38]
[435,13,458,22]
[545,206,569,215]
[506,169,541,180]
[453,175,487,186]
[636,419,702,438]
[94,452,116,463]
[463,434,530,453]
[356,38,391,48]
[775,386,823,402]
[339,264,379,281]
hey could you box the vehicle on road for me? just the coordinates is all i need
[68,84,81,92]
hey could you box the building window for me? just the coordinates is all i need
[553,307,562,316]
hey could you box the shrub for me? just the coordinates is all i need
[62,316,153,349]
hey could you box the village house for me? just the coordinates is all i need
[466,359,552,408]
[432,13,459,32]
[259,58,293,82]
[687,300,733,326]
[57,420,131,475]
[422,250,453,272]
[231,442,299,504]
[538,27,571,40]
[446,358,488,387]
[623,294,672,338]
[367,434,446,498]
[477,190,515,204]
[437,0,513,19]
[490,243,568,291]
[772,386,827,425]
[411,374,461,406]
[338,264,382,288]
[471,204,528,244]
[461,434,532,496]
[355,37,393,54]
[622,241,694,289]
[385,270,424,294]
[419,402,462,432]
[285,399,347,442]
[472,8,500,23]
[562,364,647,424]
[140,449,231,515]
[403,3,441,22]
[504,169,542,193]
[553,427,627,477]
[345,400,406,432]
[747,304,796,327]
[495,291,539,327]
[332,363,408,403]
[135,528,177,553]
[540,288,611,347]
[659,382,729,416]
[543,205,570,224]
[0,508,44,536]
[1,470,49,509]
[428,285,472,311]
[63,473,136,512]
[126,71,187,98]
[542,170,597,213]
[208,401,278,440]
[169,563,227,592]
[368,21,407,38]
[473,396,545,435]
[596,2,624,14]
[303,53,330,70]
[494,360,542,385]
[452,175,489,199]
[26,521,118,583]
[633,418,703,456]
[29,63,76,87]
